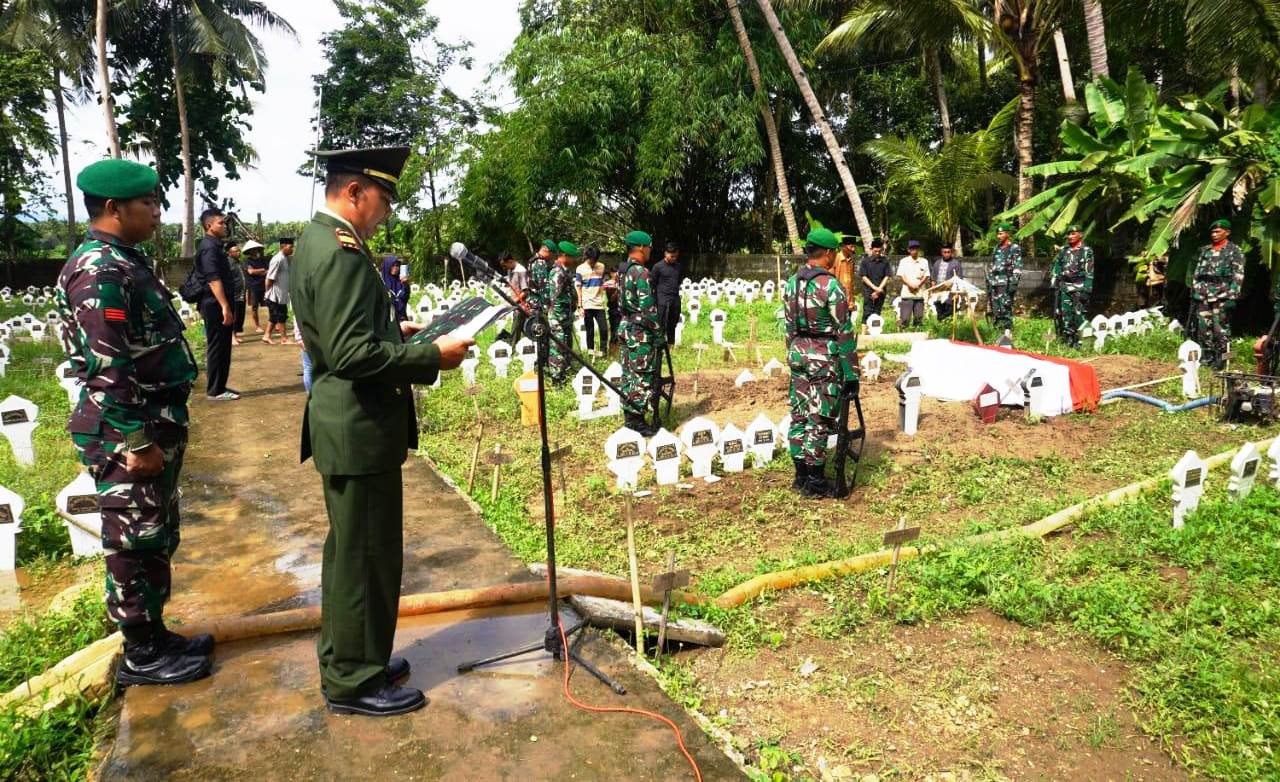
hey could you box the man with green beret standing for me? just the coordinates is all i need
[987,222,1023,338]
[1191,219,1246,370]
[527,239,557,314]
[291,147,473,716]
[548,240,579,384]
[618,230,662,436]
[56,159,213,686]
[784,228,858,498]
[1050,225,1095,347]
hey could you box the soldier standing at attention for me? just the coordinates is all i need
[57,159,212,686]
[618,230,662,436]
[784,228,858,499]
[291,147,472,716]
[1191,219,1246,370]
[527,239,557,314]
[987,222,1023,337]
[1051,225,1095,348]
[548,241,579,384]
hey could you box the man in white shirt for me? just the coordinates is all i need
[263,241,293,345]
[896,239,930,328]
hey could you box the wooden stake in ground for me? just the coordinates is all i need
[652,550,690,661]
[550,442,571,509]
[466,385,485,493]
[882,518,921,600]
[486,444,513,503]
[691,343,708,400]
[624,493,645,662]
[747,315,758,354]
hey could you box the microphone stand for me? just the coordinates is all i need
[451,248,632,694]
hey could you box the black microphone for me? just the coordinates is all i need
[449,243,498,281]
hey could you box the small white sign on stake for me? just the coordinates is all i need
[866,314,884,337]
[860,351,882,382]
[1178,340,1202,399]
[679,417,720,479]
[515,337,538,374]
[1228,442,1261,501]
[710,309,728,345]
[1169,450,1206,530]
[647,428,683,486]
[56,472,103,557]
[896,370,923,436]
[0,395,37,466]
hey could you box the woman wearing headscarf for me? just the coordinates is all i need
[381,255,410,322]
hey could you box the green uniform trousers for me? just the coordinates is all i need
[317,469,404,700]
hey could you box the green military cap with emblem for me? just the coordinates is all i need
[557,240,580,257]
[624,230,652,247]
[310,147,412,200]
[1067,224,1083,233]
[541,239,558,252]
[805,227,839,250]
[76,159,159,199]
[996,222,1014,232]
[1210,218,1231,230]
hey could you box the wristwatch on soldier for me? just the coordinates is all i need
[125,427,155,453]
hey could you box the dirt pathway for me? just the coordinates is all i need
[98,337,741,780]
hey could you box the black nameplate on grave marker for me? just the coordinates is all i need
[0,505,11,525]
[906,377,922,388]
[616,442,640,459]
[1185,467,1202,488]
[691,430,713,447]
[655,444,677,461]
[1243,459,1259,479]
[2,410,29,425]
[66,495,99,515]
[494,349,509,358]
[723,440,743,455]
[521,344,535,354]
[62,367,76,378]
[753,430,774,445]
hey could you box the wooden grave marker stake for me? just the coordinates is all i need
[466,385,485,493]
[691,343,708,400]
[550,442,571,508]
[882,518,921,600]
[486,444,513,503]
[652,551,690,661]
[624,494,645,662]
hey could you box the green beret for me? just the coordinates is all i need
[1210,218,1231,231]
[541,239,558,252]
[76,159,158,200]
[996,222,1014,232]
[557,240,580,257]
[624,230,652,247]
[806,227,839,250]
[1067,224,1083,233]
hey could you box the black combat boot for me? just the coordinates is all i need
[153,620,215,657]
[792,458,806,491]
[802,463,837,499]
[117,625,212,687]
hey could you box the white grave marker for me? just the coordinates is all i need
[1228,442,1261,501]
[1170,450,1206,529]
[0,395,37,466]
[896,370,923,436]
[860,351,882,382]
[1020,369,1045,419]
[734,369,755,388]
[56,361,83,406]
[710,309,728,345]
[1178,340,1202,399]
[1268,438,1280,489]
[686,299,701,325]
[865,314,884,337]
[647,428,683,486]
[574,366,598,418]
[1167,318,1182,334]
[0,486,22,570]
[56,472,103,557]
[719,423,746,473]
[746,414,778,467]
[488,340,512,378]
[461,345,480,385]
[679,417,720,479]
[605,427,646,490]
[762,357,784,378]
[515,337,538,374]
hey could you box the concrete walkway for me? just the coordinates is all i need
[97,336,740,781]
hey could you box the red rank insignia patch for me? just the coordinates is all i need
[104,307,127,322]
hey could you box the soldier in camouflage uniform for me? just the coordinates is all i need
[56,159,213,687]
[784,228,858,499]
[1191,219,1246,370]
[617,230,662,436]
[547,241,579,384]
[526,239,556,313]
[1050,225,1095,347]
[987,222,1023,336]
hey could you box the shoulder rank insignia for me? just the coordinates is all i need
[335,228,363,252]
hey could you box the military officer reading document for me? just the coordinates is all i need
[291,147,472,716]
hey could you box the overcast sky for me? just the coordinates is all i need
[39,0,520,223]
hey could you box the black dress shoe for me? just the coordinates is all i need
[325,682,427,717]
[386,656,410,682]
[116,642,212,687]
[159,627,215,657]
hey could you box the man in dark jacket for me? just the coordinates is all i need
[652,241,683,344]
[195,208,238,399]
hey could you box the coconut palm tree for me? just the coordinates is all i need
[167,0,294,255]
[726,0,801,253]
[862,97,1017,250]
[798,0,990,144]
[1082,0,1108,78]
[96,0,121,158]
[991,0,1058,210]
[754,0,874,243]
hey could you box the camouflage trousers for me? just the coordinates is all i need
[619,322,661,415]
[1054,287,1088,347]
[1194,300,1232,369]
[987,282,1015,331]
[548,313,573,384]
[787,359,840,467]
[72,423,186,631]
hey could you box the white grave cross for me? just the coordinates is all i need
[679,417,720,479]
[746,414,778,468]
[1228,442,1261,501]
[0,395,37,466]
[488,340,513,378]
[1170,450,1206,529]
[719,423,746,473]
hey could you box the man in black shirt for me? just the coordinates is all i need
[858,238,891,324]
[243,239,272,333]
[652,241,683,344]
[195,208,238,400]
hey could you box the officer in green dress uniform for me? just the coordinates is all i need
[290,147,473,716]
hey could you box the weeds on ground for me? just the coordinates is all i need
[0,694,108,782]
[0,588,110,691]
